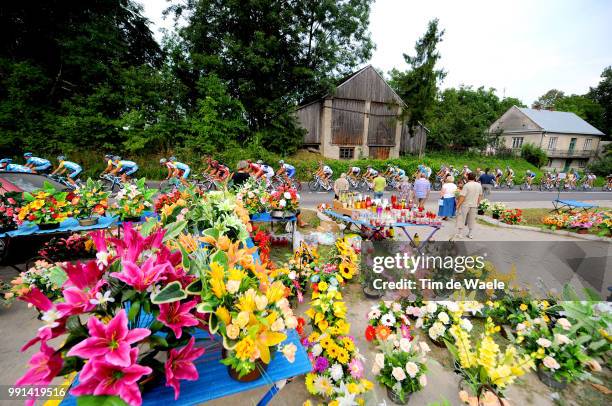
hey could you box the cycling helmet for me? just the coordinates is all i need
[113,156,121,161]
[169,156,177,162]
[57,155,66,161]
[367,165,372,169]
[256,160,263,165]
[0,158,12,164]
[279,160,284,165]
[104,153,113,159]
[159,158,167,164]
[24,152,33,158]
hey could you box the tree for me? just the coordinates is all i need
[555,94,604,131]
[171,0,374,154]
[588,66,612,139]
[532,89,565,109]
[389,19,446,133]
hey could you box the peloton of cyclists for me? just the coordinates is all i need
[51,155,82,187]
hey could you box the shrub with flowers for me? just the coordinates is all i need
[72,178,110,219]
[14,224,208,406]
[9,260,67,302]
[597,210,612,236]
[17,182,71,225]
[38,233,95,261]
[268,184,300,213]
[500,208,522,224]
[0,191,21,231]
[371,335,430,403]
[542,210,610,234]
[490,202,506,218]
[236,177,270,215]
[448,318,534,402]
[113,178,157,220]
[365,301,411,343]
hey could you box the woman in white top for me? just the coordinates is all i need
[438,175,457,220]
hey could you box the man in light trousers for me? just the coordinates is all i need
[454,172,483,239]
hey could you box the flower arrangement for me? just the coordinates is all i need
[500,208,522,225]
[0,191,21,231]
[268,184,300,213]
[72,178,110,219]
[195,233,298,379]
[371,335,430,403]
[542,210,609,234]
[17,182,71,225]
[15,224,207,406]
[9,260,67,302]
[414,301,472,344]
[236,177,270,214]
[484,295,555,332]
[184,191,251,241]
[478,199,490,212]
[448,318,534,402]
[490,202,506,218]
[597,210,612,236]
[113,178,157,221]
[366,301,411,343]
[38,233,94,261]
[156,188,200,225]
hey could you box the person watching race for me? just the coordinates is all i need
[277,160,296,184]
[51,155,82,186]
[23,153,52,174]
[0,158,33,173]
[110,156,139,182]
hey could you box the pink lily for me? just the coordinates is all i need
[165,337,205,400]
[157,300,199,339]
[16,341,63,387]
[110,258,168,292]
[56,287,97,316]
[71,347,152,406]
[62,260,105,289]
[109,224,165,262]
[21,318,67,352]
[67,310,150,367]
[18,287,53,312]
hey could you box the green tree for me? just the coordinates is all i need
[532,89,565,109]
[588,66,612,139]
[555,94,604,131]
[171,0,374,154]
[389,19,446,133]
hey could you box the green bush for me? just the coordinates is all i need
[520,143,548,168]
[588,155,612,176]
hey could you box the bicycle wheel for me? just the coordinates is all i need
[308,180,320,192]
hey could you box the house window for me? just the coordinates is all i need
[577,159,586,168]
[583,138,593,150]
[512,137,523,149]
[547,137,557,150]
[339,147,354,160]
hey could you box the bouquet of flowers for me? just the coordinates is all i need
[184,191,251,241]
[568,212,597,230]
[10,260,67,302]
[18,182,71,225]
[236,177,270,215]
[478,199,490,212]
[72,178,109,219]
[484,295,554,332]
[0,191,21,231]
[542,212,571,229]
[365,301,411,343]
[268,185,300,213]
[38,233,94,261]
[490,202,506,218]
[155,189,183,213]
[305,284,348,334]
[195,233,298,379]
[372,336,429,404]
[500,208,522,225]
[113,178,157,221]
[448,318,534,402]
[155,188,197,225]
[15,224,207,406]
[414,301,473,344]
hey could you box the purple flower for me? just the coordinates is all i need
[314,356,329,373]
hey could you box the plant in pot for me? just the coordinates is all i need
[490,202,506,220]
[414,301,469,348]
[10,260,67,302]
[568,213,594,234]
[73,178,110,226]
[236,177,270,215]
[365,300,412,343]
[500,208,522,225]
[372,336,429,405]
[0,191,22,233]
[113,178,157,222]
[193,232,298,381]
[18,182,71,229]
[155,187,201,226]
[477,199,490,215]
[447,318,534,405]
[14,224,209,406]
[268,184,299,218]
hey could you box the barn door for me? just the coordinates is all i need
[369,146,390,159]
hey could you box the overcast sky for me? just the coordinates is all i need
[141,0,612,105]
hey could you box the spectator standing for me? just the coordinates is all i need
[373,173,387,199]
[231,160,251,188]
[333,173,350,199]
[398,176,412,201]
[413,173,431,209]
[438,175,457,220]
[455,172,483,239]
[478,167,495,197]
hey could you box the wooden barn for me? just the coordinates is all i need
[296,65,427,160]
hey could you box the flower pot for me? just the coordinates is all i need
[387,387,410,405]
[492,213,500,220]
[576,228,588,234]
[429,336,446,348]
[222,348,269,382]
[78,217,99,227]
[362,285,383,299]
[38,222,60,230]
[537,365,567,390]
[122,215,141,223]
[477,209,485,215]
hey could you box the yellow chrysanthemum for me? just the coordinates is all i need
[209,262,226,298]
[235,336,256,360]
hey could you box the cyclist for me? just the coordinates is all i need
[245,159,263,179]
[382,164,396,179]
[475,167,483,179]
[417,164,432,180]
[51,155,82,186]
[606,174,612,190]
[277,160,296,184]
[23,153,52,174]
[345,165,361,181]
[101,153,116,175]
[161,157,191,187]
[0,158,33,173]
[505,166,514,186]
[585,172,596,189]
[363,165,378,181]
[111,156,139,182]
[448,165,459,178]
[573,169,581,189]
[494,167,503,186]
[436,165,448,180]
[396,166,406,180]
[316,161,333,184]
[525,169,536,189]
[255,160,274,182]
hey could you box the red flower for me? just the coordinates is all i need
[365,325,376,341]
[296,317,306,336]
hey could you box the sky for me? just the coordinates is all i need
[140,0,612,105]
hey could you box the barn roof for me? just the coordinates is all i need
[517,107,604,136]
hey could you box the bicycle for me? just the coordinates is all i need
[347,174,366,191]
[308,174,333,192]
[47,174,83,190]
[193,173,218,191]
[538,178,555,191]
[384,175,400,191]
[519,178,535,191]
[270,175,302,191]
[99,174,124,193]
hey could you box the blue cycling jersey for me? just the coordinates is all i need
[26,157,50,166]
[5,164,32,173]
[282,163,295,171]
[61,161,82,172]
[174,162,189,171]
[118,160,137,169]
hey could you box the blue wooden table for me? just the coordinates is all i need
[0,215,118,238]
[60,329,311,406]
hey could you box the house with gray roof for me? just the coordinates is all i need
[489,106,604,170]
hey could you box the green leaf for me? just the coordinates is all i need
[66,316,88,337]
[151,281,187,304]
[121,290,137,303]
[128,301,141,323]
[163,220,188,242]
[139,218,158,236]
[186,279,202,295]
[48,266,68,288]
[196,301,214,314]
[148,335,169,349]
[77,395,128,406]
[210,250,228,270]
